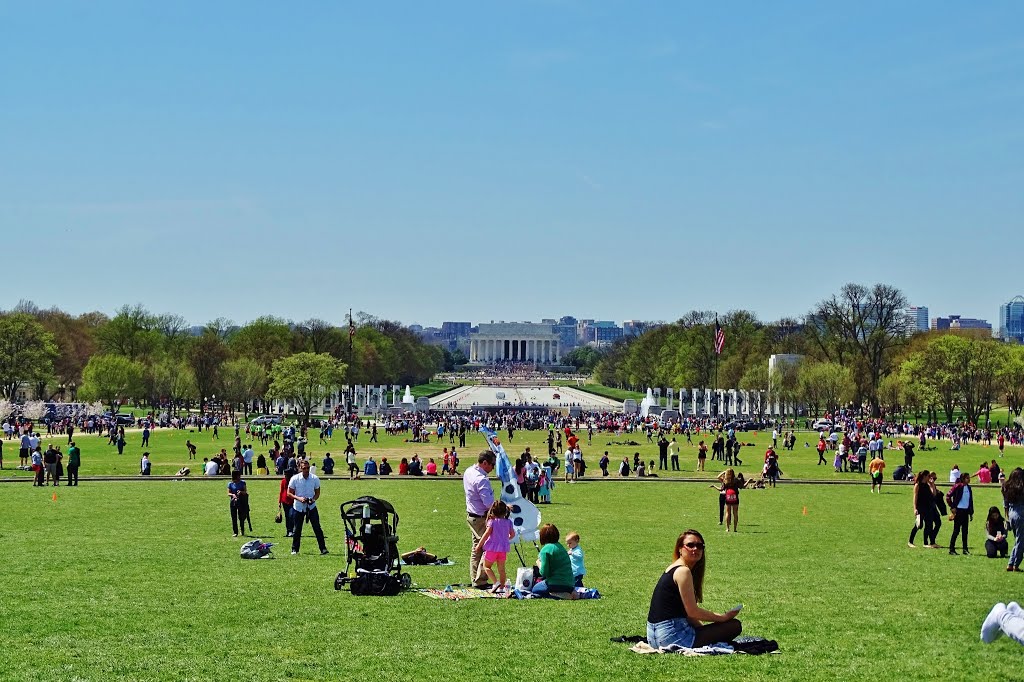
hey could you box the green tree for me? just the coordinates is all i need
[806,283,908,415]
[78,354,145,412]
[96,304,162,362]
[798,362,854,417]
[188,334,230,411]
[0,313,58,399]
[229,316,294,371]
[1000,345,1024,419]
[563,346,603,372]
[148,357,198,413]
[220,357,268,418]
[268,352,346,425]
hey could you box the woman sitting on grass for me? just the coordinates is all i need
[533,523,575,596]
[646,530,742,649]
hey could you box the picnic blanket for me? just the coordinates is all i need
[616,636,779,656]
[417,586,601,601]
[416,587,507,601]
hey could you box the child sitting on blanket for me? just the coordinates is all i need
[475,500,515,593]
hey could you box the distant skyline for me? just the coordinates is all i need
[2,3,1022,326]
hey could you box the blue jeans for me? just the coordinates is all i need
[1009,505,1024,569]
[647,617,696,649]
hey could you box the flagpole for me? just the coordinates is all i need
[348,308,354,418]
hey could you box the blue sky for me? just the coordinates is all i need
[2,2,1021,327]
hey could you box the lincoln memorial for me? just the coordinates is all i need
[470,322,560,363]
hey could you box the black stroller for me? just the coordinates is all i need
[334,496,411,595]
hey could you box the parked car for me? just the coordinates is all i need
[103,413,136,426]
[724,420,765,432]
[811,419,834,431]
[249,415,282,427]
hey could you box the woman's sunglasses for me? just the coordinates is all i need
[684,542,705,550]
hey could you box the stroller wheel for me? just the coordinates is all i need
[400,573,412,589]
[334,572,347,591]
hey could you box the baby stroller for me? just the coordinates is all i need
[334,496,410,596]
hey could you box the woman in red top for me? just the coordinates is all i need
[399,457,409,475]
[278,476,294,537]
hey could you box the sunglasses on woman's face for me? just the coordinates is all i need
[684,542,705,551]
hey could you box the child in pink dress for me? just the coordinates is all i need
[474,500,516,593]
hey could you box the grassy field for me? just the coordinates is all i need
[1,465,1020,681]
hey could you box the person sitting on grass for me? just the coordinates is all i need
[985,506,1009,559]
[533,523,575,597]
[646,529,742,649]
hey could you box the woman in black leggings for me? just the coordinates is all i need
[908,470,930,547]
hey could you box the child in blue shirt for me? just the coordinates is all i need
[566,531,586,588]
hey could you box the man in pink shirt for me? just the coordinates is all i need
[463,451,496,588]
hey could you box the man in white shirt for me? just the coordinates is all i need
[288,459,328,556]
[204,458,219,476]
[242,445,254,475]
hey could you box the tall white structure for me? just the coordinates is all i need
[469,322,560,363]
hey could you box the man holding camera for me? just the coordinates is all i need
[288,459,328,556]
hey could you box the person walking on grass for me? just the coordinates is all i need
[908,470,930,548]
[288,460,328,556]
[947,473,974,555]
[228,470,251,537]
[869,452,886,493]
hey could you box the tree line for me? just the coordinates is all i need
[0,302,447,420]
[589,283,1024,422]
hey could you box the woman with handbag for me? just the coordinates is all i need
[924,471,946,548]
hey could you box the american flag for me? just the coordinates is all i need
[349,318,356,338]
[714,320,725,355]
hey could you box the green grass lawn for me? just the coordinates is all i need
[1,469,1020,681]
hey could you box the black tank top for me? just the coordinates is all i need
[647,565,687,623]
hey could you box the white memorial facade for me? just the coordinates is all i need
[470,322,560,363]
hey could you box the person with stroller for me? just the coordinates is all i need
[645,529,742,649]
[288,459,329,556]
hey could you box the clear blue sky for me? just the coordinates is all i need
[2,2,1021,327]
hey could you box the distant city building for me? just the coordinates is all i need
[904,306,929,336]
[554,316,578,351]
[623,320,659,337]
[580,320,623,345]
[1000,296,1024,343]
[440,321,471,339]
[931,315,992,333]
